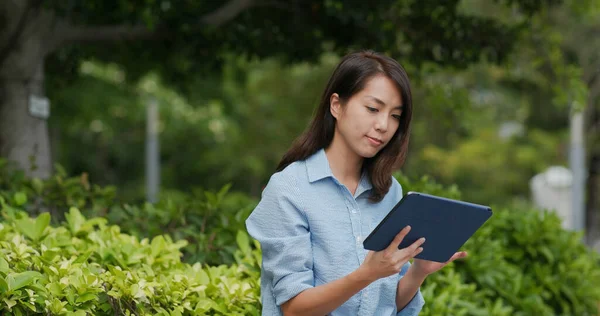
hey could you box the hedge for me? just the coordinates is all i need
[0,200,261,315]
[0,160,256,267]
[0,162,599,315]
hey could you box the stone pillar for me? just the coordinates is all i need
[530,166,573,230]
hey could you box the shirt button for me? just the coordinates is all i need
[351,209,357,213]
[356,236,362,243]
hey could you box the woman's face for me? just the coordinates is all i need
[330,75,403,159]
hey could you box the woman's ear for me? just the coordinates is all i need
[330,93,342,119]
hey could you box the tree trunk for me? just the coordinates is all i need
[0,0,259,179]
[587,152,599,244]
[584,70,600,246]
[585,98,600,246]
[0,63,52,178]
[0,2,55,179]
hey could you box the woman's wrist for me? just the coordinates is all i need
[352,265,377,285]
[405,263,428,283]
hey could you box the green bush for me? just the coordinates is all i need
[105,186,256,266]
[457,204,600,315]
[1,162,598,315]
[0,160,117,222]
[0,159,257,266]
[397,171,600,316]
[0,201,261,315]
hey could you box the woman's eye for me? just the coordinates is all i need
[392,114,402,120]
[366,106,378,112]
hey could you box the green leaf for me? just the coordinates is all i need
[170,309,183,316]
[195,298,213,312]
[73,250,93,264]
[217,184,232,200]
[213,302,228,314]
[7,271,41,291]
[0,257,9,272]
[47,282,63,296]
[236,231,250,254]
[76,293,97,303]
[65,288,75,305]
[15,213,50,241]
[198,269,210,285]
[13,192,27,206]
[0,277,8,292]
[151,235,166,258]
[31,178,44,194]
[539,246,554,263]
[34,212,51,239]
[3,298,16,309]
[21,301,37,312]
[65,207,85,234]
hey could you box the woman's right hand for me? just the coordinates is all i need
[358,226,425,282]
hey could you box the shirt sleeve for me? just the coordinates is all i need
[245,171,314,307]
[396,262,425,315]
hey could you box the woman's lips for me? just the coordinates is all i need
[366,136,383,146]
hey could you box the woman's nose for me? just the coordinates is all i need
[375,115,388,132]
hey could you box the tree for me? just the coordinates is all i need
[539,1,600,244]
[0,0,560,178]
[458,0,600,243]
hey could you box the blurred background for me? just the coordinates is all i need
[1,0,600,315]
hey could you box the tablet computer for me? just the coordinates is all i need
[362,191,492,263]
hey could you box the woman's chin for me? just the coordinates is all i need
[356,147,381,159]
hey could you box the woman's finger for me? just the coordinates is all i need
[386,225,411,252]
[448,251,468,262]
[403,237,425,255]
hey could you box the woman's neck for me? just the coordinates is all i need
[324,133,363,185]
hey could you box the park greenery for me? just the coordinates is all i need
[3,0,567,181]
[0,164,599,315]
[1,0,600,314]
[41,0,599,229]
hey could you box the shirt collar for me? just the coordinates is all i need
[305,148,373,197]
[356,171,373,197]
[306,148,334,183]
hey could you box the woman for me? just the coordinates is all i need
[245,50,467,316]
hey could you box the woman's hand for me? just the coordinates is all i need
[411,251,468,277]
[358,226,425,282]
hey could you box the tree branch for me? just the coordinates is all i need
[585,66,600,87]
[56,0,255,46]
[588,71,600,103]
[60,24,163,43]
[0,0,44,68]
[199,0,254,27]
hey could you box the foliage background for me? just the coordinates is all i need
[0,165,598,315]
[1,0,600,314]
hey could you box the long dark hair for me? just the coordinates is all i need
[276,50,413,202]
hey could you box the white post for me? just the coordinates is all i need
[530,166,573,229]
[146,97,160,203]
[569,105,586,236]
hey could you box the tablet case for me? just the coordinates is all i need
[362,192,492,263]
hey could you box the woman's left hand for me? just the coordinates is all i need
[411,251,468,276]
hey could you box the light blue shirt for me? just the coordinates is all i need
[246,148,425,315]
